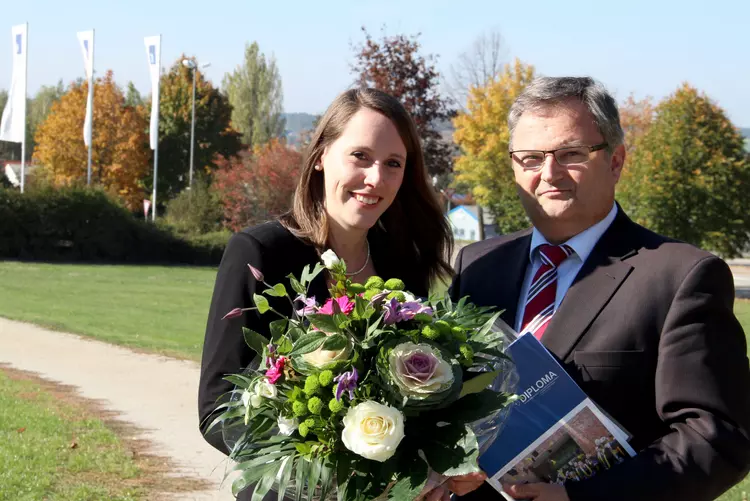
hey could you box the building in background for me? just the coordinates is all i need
[447,205,498,242]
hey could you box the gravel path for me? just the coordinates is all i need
[0,317,235,501]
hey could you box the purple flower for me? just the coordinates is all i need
[399,301,433,321]
[222,307,243,320]
[295,295,317,316]
[334,367,359,401]
[247,264,264,282]
[383,298,404,325]
[368,290,390,306]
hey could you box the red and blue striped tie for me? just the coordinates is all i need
[521,244,574,339]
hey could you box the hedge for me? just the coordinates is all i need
[0,187,226,265]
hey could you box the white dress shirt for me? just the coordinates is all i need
[514,204,619,333]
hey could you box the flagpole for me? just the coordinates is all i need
[20,22,28,194]
[86,29,94,186]
[151,36,161,222]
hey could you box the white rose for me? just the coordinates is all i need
[389,342,454,399]
[302,340,352,368]
[255,380,278,399]
[320,249,342,269]
[341,400,405,462]
[250,393,263,408]
[277,416,298,436]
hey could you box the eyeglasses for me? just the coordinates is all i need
[509,143,609,170]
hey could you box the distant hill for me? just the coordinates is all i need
[282,113,317,134]
[742,128,750,152]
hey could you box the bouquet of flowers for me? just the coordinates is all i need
[208,250,519,500]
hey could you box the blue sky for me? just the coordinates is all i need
[3,0,749,126]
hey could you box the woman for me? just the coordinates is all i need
[198,88,473,500]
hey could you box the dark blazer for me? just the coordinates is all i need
[451,208,750,501]
[198,221,428,501]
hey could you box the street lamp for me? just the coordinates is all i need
[181,58,211,190]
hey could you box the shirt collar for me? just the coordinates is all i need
[529,203,618,264]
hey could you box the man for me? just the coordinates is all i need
[449,76,750,501]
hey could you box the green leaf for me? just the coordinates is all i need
[469,311,502,343]
[232,461,278,497]
[287,274,306,295]
[321,334,347,351]
[294,456,311,501]
[307,458,323,501]
[277,336,293,354]
[387,452,429,499]
[421,424,481,476]
[306,313,340,334]
[334,312,350,329]
[253,293,270,314]
[445,390,519,425]
[242,327,270,356]
[264,283,288,298]
[269,319,288,341]
[223,374,257,389]
[276,454,295,501]
[459,369,500,398]
[251,460,284,501]
[289,331,328,356]
[366,314,384,336]
[318,463,334,501]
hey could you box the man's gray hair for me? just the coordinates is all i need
[508,76,624,151]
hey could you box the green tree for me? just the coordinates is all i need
[124,82,144,108]
[453,59,536,234]
[223,42,285,147]
[148,56,241,201]
[618,83,750,257]
[28,80,65,155]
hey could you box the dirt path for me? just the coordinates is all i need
[0,317,235,501]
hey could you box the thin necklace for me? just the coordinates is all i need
[345,241,370,277]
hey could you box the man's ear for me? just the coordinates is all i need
[611,144,626,183]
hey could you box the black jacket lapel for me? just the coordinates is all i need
[542,210,638,361]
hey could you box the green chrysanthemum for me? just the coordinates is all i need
[384,278,405,291]
[304,374,320,395]
[365,276,385,290]
[298,422,310,438]
[318,370,334,387]
[292,400,308,417]
[421,325,441,340]
[308,397,324,415]
[328,398,345,414]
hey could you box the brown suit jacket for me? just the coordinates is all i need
[451,208,750,501]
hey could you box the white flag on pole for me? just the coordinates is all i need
[0,24,28,143]
[77,30,94,147]
[144,35,161,150]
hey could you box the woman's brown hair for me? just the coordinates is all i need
[280,88,453,293]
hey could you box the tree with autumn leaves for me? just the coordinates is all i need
[618,84,750,257]
[351,28,454,181]
[452,59,536,234]
[212,139,302,231]
[32,71,150,210]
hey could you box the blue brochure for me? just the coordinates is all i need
[480,333,635,496]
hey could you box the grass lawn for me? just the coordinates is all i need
[0,261,217,360]
[0,367,145,500]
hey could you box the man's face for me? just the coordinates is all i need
[510,99,625,241]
